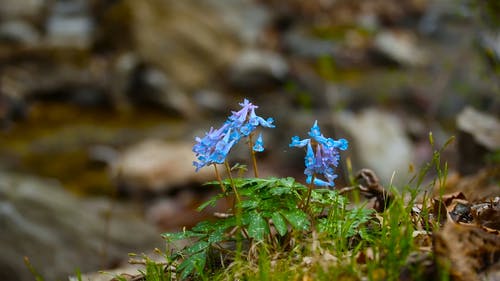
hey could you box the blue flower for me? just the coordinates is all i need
[289,121,348,187]
[253,133,265,152]
[193,99,274,171]
[228,99,275,136]
[193,124,236,171]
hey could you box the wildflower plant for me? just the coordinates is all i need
[162,99,376,280]
[290,120,348,211]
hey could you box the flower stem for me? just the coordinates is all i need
[224,160,241,204]
[213,164,226,193]
[301,175,315,211]
[248,133,259,178]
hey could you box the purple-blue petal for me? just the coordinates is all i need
[253,133,265,152]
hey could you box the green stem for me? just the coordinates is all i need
[213,164,226,193]
[248,133,259,178]
[224,160,241,204]
[301,175,315,212]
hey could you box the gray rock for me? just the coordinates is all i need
[373,30,429,67]
[111,140,216,194]
[457,107,500,175]
[0,0,46,20]
[0,172,161,281]
[127,0,241,90]
[45,0,94,48]
[0,21,40,45]
[229,49,288,89]
[128,64,195,117]
[478,31,500,67]
[283,29,338,58]
[202,0,270,45]
[457,107,500,151]
[334,109,414,186]
[193,89,229,113]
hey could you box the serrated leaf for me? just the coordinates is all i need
[185,241,209,255]
[271,212,288,236]
[192,221,214,233]
[178,251,207,280]
[270,187,292,196]
[197,194,223,211]
[240,199,259,209]
[191,251,207,275]
[208,228,226,244]
[281,209,310,231]
[279,177,295,188]
[219,216,237,229]
[254,180,270,190]
[162,230,204,242]
[241,211,253,225]
[247,213,268,241]
[178,258,195,280]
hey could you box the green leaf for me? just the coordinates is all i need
[208,227,226,244]
[254,180,271,190]
[247,212,269,241]
[161,230,204,242]
[178,251,207,280]
[241,211,253,225]
[185,241,210,255]
[270,187,292,196]
[191,221,214,233]
[192,251,207,278]
[197,194,223,211]
[240,199,259,209]
[219,216,237,229]
[279,177,295,188]
[178,259,195,280]
[271,211,288,236]
[281,209,310,231]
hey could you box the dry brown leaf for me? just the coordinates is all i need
[471,197,500,231]
[434,222,500,281]
[433,167,500,201]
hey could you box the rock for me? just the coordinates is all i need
[0,20,41,45]
[0,0,45,20]
[112,140,215,194]
[0,172,162,281]
[457,107,500,175]
[202,0,270,45]
[127,64,195,117]
[193,89,230,114]
[335,109,414,186]
[126,0,241,90]
[372,30,429,67]
[229,49,288,90]
[418,0,458,35]
[0,94,27,129]
[283,28,338,58]
[146,192,230,231]
[478,31,500,68]
[45,0,94,48]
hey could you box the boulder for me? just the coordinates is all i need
[457,107,500,175]
[335,109,414,186]
[373,30,429,67]
[112,140,216,194]
[126,0,240,90]
[0,172,162,281]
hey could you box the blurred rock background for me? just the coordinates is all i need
[0,0,498,280]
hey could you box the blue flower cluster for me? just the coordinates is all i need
[290,121,348,187]
[193,99,275,171]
